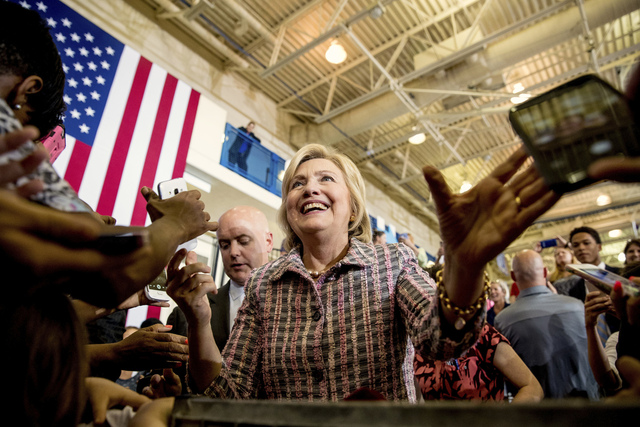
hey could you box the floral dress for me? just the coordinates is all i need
[414,323,509,401]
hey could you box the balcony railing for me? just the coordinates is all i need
[220,123,285,197]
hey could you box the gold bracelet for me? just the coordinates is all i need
[436,270,490,330]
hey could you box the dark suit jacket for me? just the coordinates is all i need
[167,281,232,351]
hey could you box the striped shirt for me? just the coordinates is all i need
[202,239,482,401]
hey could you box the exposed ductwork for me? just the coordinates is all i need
[289,0,639,148]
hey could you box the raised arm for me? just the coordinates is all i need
[165,250,221,393]
[585,291,622,393]
[422,147,559,330]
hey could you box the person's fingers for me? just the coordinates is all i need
[186,250,198,266]
[14,179,44,198]
[515,188,560,228]
[140,186,160,202]
[488,146,529,184]
[422,165,453,214]
[588,157,640,182]
[0,126,39,154]
[507,164,539,197]
[163,368,181,386]
[167,249,188,279]
[610,282,628,322]
[206,220,219,233]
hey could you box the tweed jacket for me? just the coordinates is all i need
[201,238,483,401]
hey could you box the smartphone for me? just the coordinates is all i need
[509,74,640,194]
[540,238,558,249]
[144,269,170,302]
[156,177,197,252]
[566,264,640,297]
[41,124,66,164]
[0,100,91,213]
[89,227,149,255]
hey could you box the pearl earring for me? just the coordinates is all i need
[13,104,21,110]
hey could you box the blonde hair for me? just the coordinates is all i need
[278,144,371,251]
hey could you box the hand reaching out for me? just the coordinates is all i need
[142,368,182,399]
[0,126,48,198]
[166,250,216,327]
[585,291,614,327]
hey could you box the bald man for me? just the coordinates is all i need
[495,250,598,399]
[167,206,273,350]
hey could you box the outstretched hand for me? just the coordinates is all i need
[422,147,559,311]
[423,147,559,274]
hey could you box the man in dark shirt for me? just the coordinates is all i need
[228,121,260,172]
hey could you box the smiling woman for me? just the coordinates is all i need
[170,142,559,402]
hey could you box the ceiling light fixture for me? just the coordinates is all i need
[510,93,531,104]
[609,229,622,238]
[325,40,347,64]
[618,252,626,263]
[408,133,426,145]
[370,4,385,19]
[596,194,612,206]
[460,181,472,193]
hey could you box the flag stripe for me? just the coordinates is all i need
[173,90,200,178]
[96,57,152,216]
[129,75,179,226]
[77,47,140,210]
[63,139,91,192]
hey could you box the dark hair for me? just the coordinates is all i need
[569,226,601,245]
[373,230,385,239]
[624,239,640,255]
[0,1,66,134]
[2,290,87,427]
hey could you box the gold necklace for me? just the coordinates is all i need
[309,268,329,279]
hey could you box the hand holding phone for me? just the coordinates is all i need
[509,74,640,194]
[156,178,198,252]
[144,269,170,302]
[566,264,640,297]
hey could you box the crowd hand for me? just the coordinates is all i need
[85,377,150,425]
[117,287,171,311]
[589,157,640,183]
[142,368,182,399]
[585,291,614,327]
[0,126,48,198]
[111,324,189,371]
[422,147,560,282]
[555,235,568,248]
[0,189,125,281]
[611,277,640,326]
[166,249,216,326]
[141,186,217,243]
[533,241,542,253]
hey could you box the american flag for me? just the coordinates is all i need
[15,0,200,226]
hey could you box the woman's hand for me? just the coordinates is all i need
[423,147,559,307]
[166,249,216,326]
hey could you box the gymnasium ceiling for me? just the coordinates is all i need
[125,0,640,265]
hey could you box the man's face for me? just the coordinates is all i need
[217,214,271,286]
[571,232,602,265]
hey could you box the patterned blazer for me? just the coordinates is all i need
[201,238,483,402]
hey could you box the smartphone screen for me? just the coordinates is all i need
[509,75,640,193]
[566,264,640,297]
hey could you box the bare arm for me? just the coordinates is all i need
[585,291,622,392]
[166,250,222,393]
[493,342,543,403]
